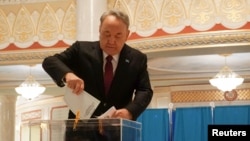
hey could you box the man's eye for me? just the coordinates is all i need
[115,35,122,38]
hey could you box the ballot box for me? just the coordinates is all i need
[21,118,142,141]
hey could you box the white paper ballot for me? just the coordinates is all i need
[64,87,100,119]
[97,106,117,119]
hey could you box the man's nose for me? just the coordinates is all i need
[108,37,116,44]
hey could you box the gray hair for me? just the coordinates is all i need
[100,9,130,28]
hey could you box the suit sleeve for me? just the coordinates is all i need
[42,42,79,87]
[125,53,153,120]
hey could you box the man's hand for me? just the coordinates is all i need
[65,72,84,95]
[112,108,132,120]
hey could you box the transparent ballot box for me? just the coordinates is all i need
[21,118,142,141]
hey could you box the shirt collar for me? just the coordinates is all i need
[103,52,119,63]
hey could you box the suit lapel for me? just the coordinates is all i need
[108,45,131,97]
[90,43,105,99]
[115,46,131,77]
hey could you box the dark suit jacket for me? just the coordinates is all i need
[42,41,153,120]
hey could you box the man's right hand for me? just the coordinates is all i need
[65,72,84,95]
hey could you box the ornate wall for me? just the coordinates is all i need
[0,0,249,64]
[0,0,249,106]
[0,0,76,65]
[109,0,249,36]
[110,0,250,55]
[109,0,250,104]
[0,0,76,51]
[3,1,248,140]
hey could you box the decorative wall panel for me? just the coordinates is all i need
[171,89,250,102]
[109,0,250,36]
[21,109,41,121]
[0,0,250,64]
[0,0,76,51]
[109,0,250,52]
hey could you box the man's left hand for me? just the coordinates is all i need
[112,108,132,120]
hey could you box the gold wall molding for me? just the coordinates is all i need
[0,0,250,65]
[171,89,250,103]
[0,0,76,50]
[127,30,250,52]
[0,0,67,4]
[110,0,250,36]
[1,30,250,65]
[21,109,42,121]
[0,49,64,65]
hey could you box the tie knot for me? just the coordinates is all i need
[106,55,113,62]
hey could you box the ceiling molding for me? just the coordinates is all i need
[0,30,249,65]
[128,30,250,57]
[0,49,65,65]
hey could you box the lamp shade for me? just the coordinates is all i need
[15,74,46,100]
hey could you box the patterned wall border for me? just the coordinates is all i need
[128,30,250,51]
[50,105,68,120]
[0,30,249,65]
[171,89,250,103]
[21,109,42,121]
[0,48,65,65]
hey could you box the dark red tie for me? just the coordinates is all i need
[104,55,113,95]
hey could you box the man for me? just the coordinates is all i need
[42,9,153,121]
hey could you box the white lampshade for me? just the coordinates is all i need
[209,66,244,92]
[15,74,46,100]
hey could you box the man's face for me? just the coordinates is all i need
[99,15,130,55]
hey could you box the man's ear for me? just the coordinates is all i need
[99,25,101,33]
[126,29,130,39]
